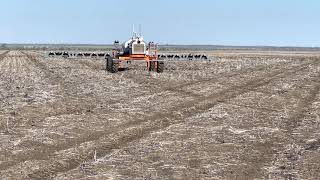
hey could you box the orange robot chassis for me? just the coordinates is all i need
[106,43,164,73]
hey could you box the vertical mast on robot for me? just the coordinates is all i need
[132,24,138,38]
[139,24,142,37]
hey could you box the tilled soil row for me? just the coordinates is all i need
[0,53,75,123]
[0,51,10,78]
[21,52,66,86]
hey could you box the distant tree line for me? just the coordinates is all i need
[0,43,8,50]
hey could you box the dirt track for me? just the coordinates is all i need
[0,50,319,179]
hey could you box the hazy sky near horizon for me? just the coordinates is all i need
[0,0,319,46]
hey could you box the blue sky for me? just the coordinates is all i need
[0,0,319,46]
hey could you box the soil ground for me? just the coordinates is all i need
[0,50,319,179]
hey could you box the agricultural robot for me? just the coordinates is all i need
[106,30,164,73]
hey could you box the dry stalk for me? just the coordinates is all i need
[94,149,97,162]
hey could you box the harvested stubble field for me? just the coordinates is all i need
[0,50,320,180]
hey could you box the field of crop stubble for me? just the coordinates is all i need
[0,49,320,179]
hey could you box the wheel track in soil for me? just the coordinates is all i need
[269,71,320,179]
[127,64,280,98]
[88,56,314,100]
[42,55,311,102]
[64,55,295,99]
[48,54,298,98]
[0,55,316,176]
[0,53,317,178]
[17,58,320,179]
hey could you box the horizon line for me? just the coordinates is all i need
[1,43,320,49]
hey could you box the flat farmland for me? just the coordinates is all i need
[0,50,320,179]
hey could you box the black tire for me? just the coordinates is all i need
[157,61,164,73]
[150,61,156,71]
[106,57,110,71]
[107,57,118,73]
[111,60,119,73]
